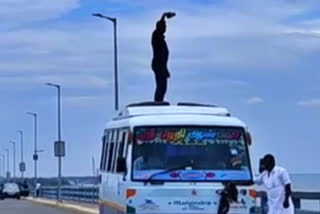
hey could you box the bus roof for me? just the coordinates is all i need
[117,102,230,118]
[105,102,247,129]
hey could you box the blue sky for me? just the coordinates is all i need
[0,0,320,177]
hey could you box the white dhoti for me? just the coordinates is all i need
[267,186,294,214]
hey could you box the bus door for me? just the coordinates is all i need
[116,129,130,206]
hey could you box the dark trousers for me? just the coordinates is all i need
[154,73,167,102]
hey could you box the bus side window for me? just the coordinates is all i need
[111,129,120,173]
[114,129,124,173]
[115,130,127,173]
[119,131,126,158]
[102,132,109,171]
[124,130,130,158]
[107,130,114,172]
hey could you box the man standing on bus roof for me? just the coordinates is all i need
[255,154,294,214]
[151,12,175,102]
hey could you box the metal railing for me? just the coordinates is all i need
[39,186,98,203]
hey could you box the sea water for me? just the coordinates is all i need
[291,174,320,211]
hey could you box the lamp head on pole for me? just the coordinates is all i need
[92,13,103,18]
[92,13,116,22]
[26,112,37,117]
[45,83,60,88]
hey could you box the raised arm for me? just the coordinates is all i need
[158,12,175,23]
[163,12,175,19]
[160,13,167,22]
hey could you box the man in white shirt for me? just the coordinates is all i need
[255,154,294,214]
[35,182,41,197]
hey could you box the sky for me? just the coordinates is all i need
[0,0,320,177]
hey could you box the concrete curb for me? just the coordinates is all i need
[24,197,98,214]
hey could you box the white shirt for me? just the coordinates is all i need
[255,166,294,214]
[36,183,41,189]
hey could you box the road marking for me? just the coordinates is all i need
[24,197,98,214]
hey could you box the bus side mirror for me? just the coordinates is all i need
[245,131,252,145]
[117,157,127,173]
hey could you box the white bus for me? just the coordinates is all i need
[99,102,257,214]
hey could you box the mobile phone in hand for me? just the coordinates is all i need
[259,158,265,173]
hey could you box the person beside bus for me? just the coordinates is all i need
[35,182,41,197]
[255,154,294,214]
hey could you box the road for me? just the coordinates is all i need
[0,199,75,214]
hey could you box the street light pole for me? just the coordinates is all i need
[113,18,119,111]
[10,141,16,178]
[4,149,10,178]
[45,83,63,203]
[0,155,5,178]
[17,130,25,178]
[0,156,2,178]
[92,13,119,111]
[27,112,38,197]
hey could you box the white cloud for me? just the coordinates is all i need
[0,0,80,25]
[297,99,320,107]
[1,0,320,175]
[0,74,110,89]
[63,95,106,107]
[115,2,320,72]
[1,0,320,93]
[247,97,265,104]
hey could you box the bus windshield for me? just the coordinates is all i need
[132,126,252,182]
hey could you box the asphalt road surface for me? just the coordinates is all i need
[0,199,75,214]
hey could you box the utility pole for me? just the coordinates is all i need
[92,13,119,111]
[27,112,39,197]
[10,141,16,178]
[92,156,96,177]
[45,83,65,203]
[17,130,25,178]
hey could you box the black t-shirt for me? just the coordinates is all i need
[152,30,169,72]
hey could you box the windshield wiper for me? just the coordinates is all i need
[144,162,193,185]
